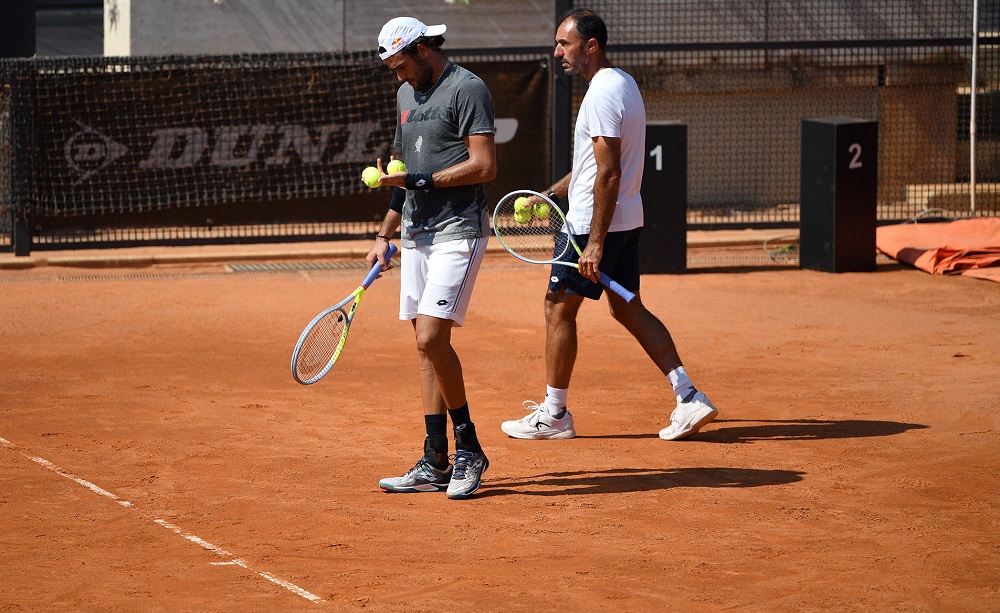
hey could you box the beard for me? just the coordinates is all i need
[559,45,589,77]
[412,58,436,92]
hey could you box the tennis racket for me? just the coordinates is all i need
[291,243,398,384]
[492,190,636,302]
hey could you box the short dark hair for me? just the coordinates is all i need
[402,34,445,57]
[560,8,607,50]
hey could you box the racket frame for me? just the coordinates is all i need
[290,243,398,384]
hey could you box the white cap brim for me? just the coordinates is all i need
[424,24,447,37]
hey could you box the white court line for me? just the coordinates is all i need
[0,435,324,604]
[155,521,325,603]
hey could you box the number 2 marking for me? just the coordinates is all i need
[649,144,662,171]
[848,143,862,169]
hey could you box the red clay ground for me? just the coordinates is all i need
[1,246,998,612]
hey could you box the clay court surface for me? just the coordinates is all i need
[1,242,998,612]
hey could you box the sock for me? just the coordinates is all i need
[424,413,447,438]
[448,403,482,453]
[447,403,471,430]
[667,366,698,404]
[543,386,568,417]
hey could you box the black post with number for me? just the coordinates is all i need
[799,118,878,273]
[639,121,687,274]
[0,0,36,57]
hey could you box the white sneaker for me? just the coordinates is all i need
[501,401,576,440]
[659,392,718,440]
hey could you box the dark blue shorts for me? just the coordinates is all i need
[548,228,642,300]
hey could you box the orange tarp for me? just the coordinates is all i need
[876,217,1000,283]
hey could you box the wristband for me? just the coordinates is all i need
[388,186,405,213]
[375,234,392,241]
[405,172,435,190]
[544,189,560,204]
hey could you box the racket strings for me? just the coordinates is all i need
[493,194,566,263]
[294,308,348,380]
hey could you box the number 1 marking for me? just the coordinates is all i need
[649,144,662,171]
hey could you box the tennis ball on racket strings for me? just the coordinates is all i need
[514,209,532,224]
[386,159,406,174]
[513,196,530,213]
[533,201,550,219]
[362,166,382,188]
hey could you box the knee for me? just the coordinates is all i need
[415,330,447,361]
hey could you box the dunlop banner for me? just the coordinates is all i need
[3,53,549,219]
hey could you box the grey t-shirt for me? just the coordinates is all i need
[394,62,495,247]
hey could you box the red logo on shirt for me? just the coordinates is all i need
[400,110,410,125]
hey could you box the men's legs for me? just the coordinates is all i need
[500,290,581,440]
[413,314,465,410]
[606,291,718,440]
[376,320,455,494]
[413,314,489,498]
[413,316,451,470]
[606,292,683,377]
[380,238,488,495]
[544,290,585,389]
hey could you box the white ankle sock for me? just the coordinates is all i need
[667,366,697,404]
[543,386,568,416]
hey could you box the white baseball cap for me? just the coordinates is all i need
[377,17,447,61]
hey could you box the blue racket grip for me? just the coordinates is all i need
[599,272,636,303]
[362,243,398,287]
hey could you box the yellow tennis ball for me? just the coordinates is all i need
[533,202,550,219]
[386,159,406,174]
[514,209,532,224]
[513,196,530,214]
[362,166,382,188]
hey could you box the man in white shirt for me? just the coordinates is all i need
[501,8,719,441]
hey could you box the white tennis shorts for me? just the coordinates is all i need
[399,236,488,327]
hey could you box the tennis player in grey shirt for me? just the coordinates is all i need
[366,16,496,500]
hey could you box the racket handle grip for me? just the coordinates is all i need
[599,272,636,303]
[362,243,398,287]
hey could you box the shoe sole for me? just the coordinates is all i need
[501,424,577,440]
[378,482,449,493]
[659,407,718,441]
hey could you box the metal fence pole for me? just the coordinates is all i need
[551,0,573,184]
[971,0,979,213]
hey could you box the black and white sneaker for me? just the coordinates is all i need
[445,449,489,499]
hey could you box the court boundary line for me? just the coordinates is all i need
[0,435,324,605]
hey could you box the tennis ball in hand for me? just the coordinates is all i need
[533,201,550,219]
[386,159,406,174]
[513,196,530,214]
[514,209,532,224]
[362,166,382,188]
